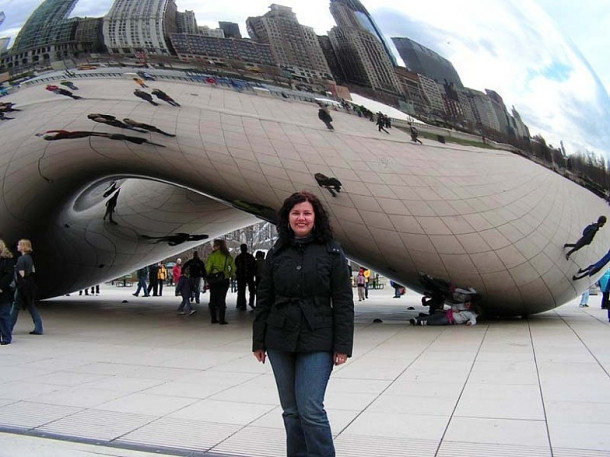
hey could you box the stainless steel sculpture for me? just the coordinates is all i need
[1,75,607,315]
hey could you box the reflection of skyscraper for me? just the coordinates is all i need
[0,11,5,28]
[329,0,401,94]
[11,0,78,53]
[392,37,463,88]
[247,5,331,80]
[329,0,396,66]
[104,0,177,55]
[219,21,242,39]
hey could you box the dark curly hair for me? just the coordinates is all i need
[277,191,333,243]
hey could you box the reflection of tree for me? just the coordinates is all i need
[231,200,276,222]
[140,233,208,246]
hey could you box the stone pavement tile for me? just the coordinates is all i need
[454,383,545,420]
[38,409,155,441]
[342,411,450,441]
[96,392,198,416]
[117,417,240,453]
[335,434,438,457]
[31,386,128,408]
[548,421,610,452]
[444,416,549,447]
[168,399,275,425]
[0,401,81,429]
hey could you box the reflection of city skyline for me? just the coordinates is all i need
[1,0,609,158]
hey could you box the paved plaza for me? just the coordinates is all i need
[0,284,609,457]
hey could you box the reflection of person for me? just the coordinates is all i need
[314,173,342,197]
[151,89,180,107]
[564,216,606,260]
[206,240,236,325]
[235,244,256,310]
[140,233,208,246]
[0,240,16,345]
[421,290,445,315]
[88,114,148,133]
[411,301,478,326]
[123,118,176,137]
[38,130,96,140]
[318,106,334,130]
[253,191,354,457]
[572,250,610,280]
[134,89,159,106]
[10,239,43,335]
[103,189,120,224]
[157,263,167,296]
[409,123,423,144]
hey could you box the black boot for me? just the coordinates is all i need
[209,304,218,323]
[219,307,228,325]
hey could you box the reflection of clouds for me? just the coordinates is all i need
[375,1,610,157]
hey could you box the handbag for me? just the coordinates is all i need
[207,257,228,286]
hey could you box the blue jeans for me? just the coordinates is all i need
[134,277,149,296]
[267,350,335,457]
[10,288,43,334]
[0,299,12,343]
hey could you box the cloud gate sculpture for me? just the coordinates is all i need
[1,76,607,316]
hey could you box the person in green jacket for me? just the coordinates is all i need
[205,239,236,324]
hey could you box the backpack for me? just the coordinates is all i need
[583,223,597,237]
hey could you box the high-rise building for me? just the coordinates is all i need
[246,4,332,81]
[219,21,242,39]
[485,89,510,134]
[328,1,401,95]
[104,0,178,55]
[176,11,198,35]
[392,37,463,87]
[329,0,396,66]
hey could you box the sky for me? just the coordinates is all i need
[0,0,609,157]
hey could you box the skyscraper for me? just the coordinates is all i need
[104,0,178,55]
[392,37,463,88]
[0,11,5,28]
[329,0,396,66]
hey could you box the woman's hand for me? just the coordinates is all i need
[334,352,348,366]
[253,349,266,364]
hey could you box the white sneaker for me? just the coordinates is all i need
[177,311,185,315]
[189,309,197,316]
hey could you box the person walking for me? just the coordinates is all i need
[0,240,16,345]
[356,268,366,301]
[409,123,423,144]
[133,266,149,297]
[206,240,236,325]
[183,252,206,304]
[10,239,43,335]
[123,119,176,137]
[147,263,159,296]
[572,249,610,280]
[235,244,256,310]
[175,270,195,316]
[376,113,389,134]
[253,191,354,457]
[564,216,606,260]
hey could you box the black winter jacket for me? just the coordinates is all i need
[0,256,15,304]
[252,238,354,356]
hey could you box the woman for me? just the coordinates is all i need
[205,239,236,325]
[0,240,16,345]
[10,239,43,335]
[253,191,354,457]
